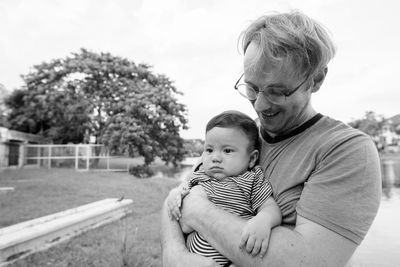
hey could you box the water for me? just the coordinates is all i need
[349,187,400,267]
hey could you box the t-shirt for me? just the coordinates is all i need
[259,114,381,244]
[187,165,272,218]
[185,166,272,266]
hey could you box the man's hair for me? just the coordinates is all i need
[206,110,260,152]
[240,10,336,78]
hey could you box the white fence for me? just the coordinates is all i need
[23,144,126,172]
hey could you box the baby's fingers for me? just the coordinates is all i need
[167,198,181,220]
[181,188,190,198]
[259,239,269,258]
[170,206,181,221]
[166,199,174,219]
[175,194,182,208]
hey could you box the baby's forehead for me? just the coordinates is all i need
[205,126,252,143]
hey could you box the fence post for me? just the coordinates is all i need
[37,146,41,167]
[18,143,25,168]
[106,149,110,171]
[75,145,79,171]
[48,145,52,169]
[86,145,90,171]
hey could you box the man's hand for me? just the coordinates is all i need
[160,196,219,267]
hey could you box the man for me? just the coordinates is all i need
[161,11,381,267]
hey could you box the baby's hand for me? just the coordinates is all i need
[166,185,190,220]
[239,218,272,258]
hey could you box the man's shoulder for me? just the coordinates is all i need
[311,116,372,144]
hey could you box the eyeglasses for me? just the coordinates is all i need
[234,73,310,104]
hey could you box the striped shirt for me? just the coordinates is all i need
[185,165,272,266]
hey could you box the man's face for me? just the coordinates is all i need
[202,127,254,180]
[243,42,316,137]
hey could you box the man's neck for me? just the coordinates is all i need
[261,112,323,144]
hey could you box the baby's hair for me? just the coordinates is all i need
[206,110,260,152]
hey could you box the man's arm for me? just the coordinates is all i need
[160,197,220,267]
[180,186,357,267]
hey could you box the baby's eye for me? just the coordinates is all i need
[205,148,213,153]
[224,148,233,154]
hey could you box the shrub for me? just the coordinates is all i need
[128,164,154,179]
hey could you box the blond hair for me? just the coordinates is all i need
[240,11,336,78]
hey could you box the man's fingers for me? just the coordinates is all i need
[239,232,249,249]
[251,239,261,256]
[245,236,255,253]
[259,239,269,258]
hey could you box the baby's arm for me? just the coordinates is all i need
[239,196,281,258]
[166,181,190,221]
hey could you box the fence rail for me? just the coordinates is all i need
[23,144,126,172]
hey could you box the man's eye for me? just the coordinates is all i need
[267,87,286,97]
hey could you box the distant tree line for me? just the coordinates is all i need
[348,111,400,151]
[183,139,204,157]
[349,111,400,135]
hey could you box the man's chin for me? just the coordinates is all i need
[260,123,281,136]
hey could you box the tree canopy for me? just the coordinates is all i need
[0,84,9,127]
[5,48,188,166]
[348,111,386,137]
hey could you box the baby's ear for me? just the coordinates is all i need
[249,149,259,169]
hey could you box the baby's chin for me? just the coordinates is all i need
[205,170,229,180]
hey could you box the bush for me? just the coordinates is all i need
[128,164,154,179]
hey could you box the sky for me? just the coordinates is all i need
[1,0,399,139]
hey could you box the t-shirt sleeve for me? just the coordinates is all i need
[296,135,382,244]
[251,166,273,211]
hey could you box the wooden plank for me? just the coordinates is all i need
[0,198,133,265]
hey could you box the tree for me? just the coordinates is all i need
[183,139,204,157]
[5,48,188,166]
[0,84,9,127]
[348,111,386,137]
[388,114,400,135]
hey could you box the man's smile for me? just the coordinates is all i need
[260,110,280,118]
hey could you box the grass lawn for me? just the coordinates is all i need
[0,166,180,267]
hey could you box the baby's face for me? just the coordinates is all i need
[202,127,253,180]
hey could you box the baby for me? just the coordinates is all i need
[167,110,281,266]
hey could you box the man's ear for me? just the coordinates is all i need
[311,67,328,93]
[248,149,259,169]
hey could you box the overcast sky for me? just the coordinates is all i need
[1,0,399,139]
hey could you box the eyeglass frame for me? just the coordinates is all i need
[233,72,310,103]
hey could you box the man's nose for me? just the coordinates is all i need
[252,93,273,112]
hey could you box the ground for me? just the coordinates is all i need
[0,167,180,267]
[0,153,398,267]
